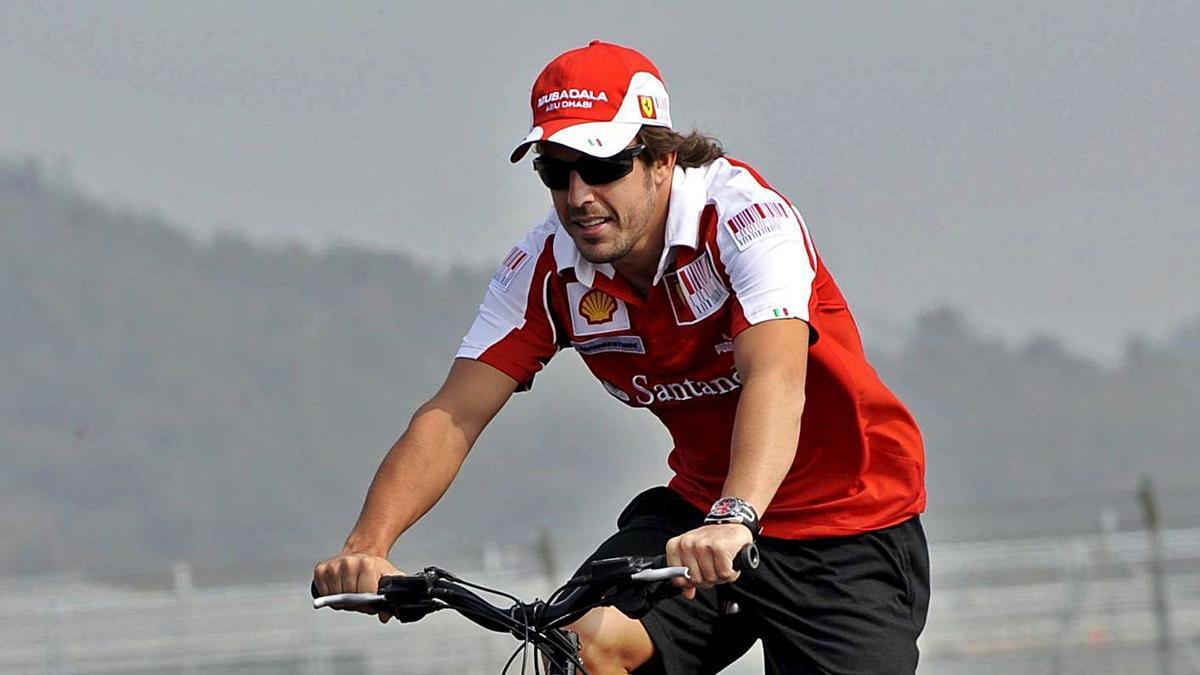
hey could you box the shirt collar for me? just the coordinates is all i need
[655,164,708,283]
[553,165,710,288]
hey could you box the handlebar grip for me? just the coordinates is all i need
[733,543,760,572]
[644,543,759,574]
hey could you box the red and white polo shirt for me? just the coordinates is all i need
[458,157,926,539]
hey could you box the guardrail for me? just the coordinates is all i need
[2,527,1198,674]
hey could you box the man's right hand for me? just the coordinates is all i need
[313,552,403,623]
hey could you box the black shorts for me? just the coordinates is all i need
[574,487,930,675]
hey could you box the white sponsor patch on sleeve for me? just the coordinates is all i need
[491,246,532,291]
[723,202,796,251]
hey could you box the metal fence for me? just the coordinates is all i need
[2,527,1199,674]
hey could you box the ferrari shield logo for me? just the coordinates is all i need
[638,95,657,120]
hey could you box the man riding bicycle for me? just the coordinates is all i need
[314,41,929,674]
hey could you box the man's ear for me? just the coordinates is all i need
[654,150,677,185]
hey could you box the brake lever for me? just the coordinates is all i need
[377,574,441,623]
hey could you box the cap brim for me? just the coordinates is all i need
[510,119,643,163]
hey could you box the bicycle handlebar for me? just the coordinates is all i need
[312,542,759,632]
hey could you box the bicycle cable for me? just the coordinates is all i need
[428,581,588,674]
[501,641,526,675]
[436,568,526,606]
[538,633,589,675]
[521,603,531,675]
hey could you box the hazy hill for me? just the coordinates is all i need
[878,308,1200,537]
[2,158,1198,579]
[0,159,670,578]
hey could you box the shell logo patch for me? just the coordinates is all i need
[579,289,617,325]
[566,282,631,336]
[638,95,657,120]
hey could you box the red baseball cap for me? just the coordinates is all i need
[510,40,673,163]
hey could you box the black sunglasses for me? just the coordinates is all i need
[532,144,646,190]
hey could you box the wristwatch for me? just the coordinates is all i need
[704,497,762,538]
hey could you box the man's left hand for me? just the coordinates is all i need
[665,523,754,600]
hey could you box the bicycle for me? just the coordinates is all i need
[312,543,759,674]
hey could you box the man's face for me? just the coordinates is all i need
[540,143,669,265]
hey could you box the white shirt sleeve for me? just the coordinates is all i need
[715,199,817,328]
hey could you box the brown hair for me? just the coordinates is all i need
[638,126,725,169]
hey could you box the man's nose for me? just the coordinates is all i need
[566,171,595,209]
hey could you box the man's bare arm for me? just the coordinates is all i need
[666,319,808,596]
[342,359,519,556]
[313,358,518,611]
[723,319,809,513]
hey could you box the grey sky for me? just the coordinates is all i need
[3,1,1196,361]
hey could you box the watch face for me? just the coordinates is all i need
[711,498,738,517]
